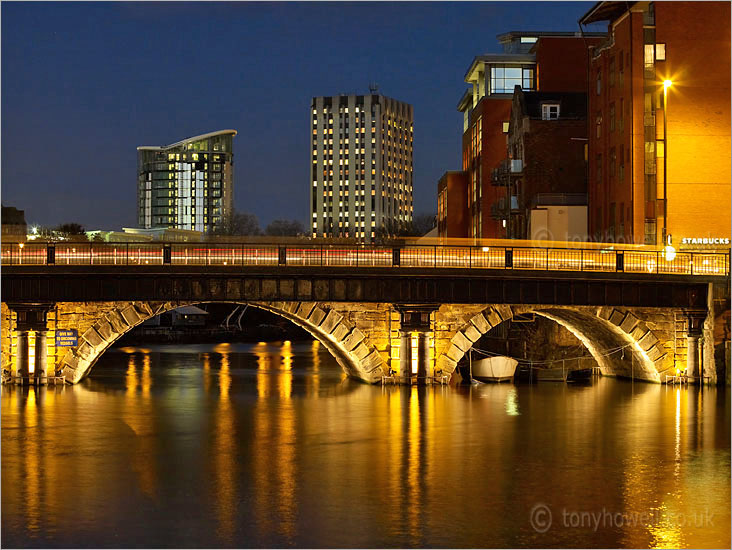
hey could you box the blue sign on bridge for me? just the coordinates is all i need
[56,329,78,347]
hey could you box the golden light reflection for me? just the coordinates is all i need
[202,352,211,394]
[406,387,422,543]
[213,348,235,542]
[386,387,404,523]
[279,341,293,400]
[256,342,271,399]
[24,388,41,533]
[141,353,151,398]
[126,354,138,394]
[219,349,231,400]
[253,342,297,544]
[307,339,321,396]
[122,351,157,501]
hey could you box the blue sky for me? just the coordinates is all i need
[1,1,601,229]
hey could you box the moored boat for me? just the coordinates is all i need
[471,356,519,383]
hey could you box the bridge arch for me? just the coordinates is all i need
[436,306,674,382]
[56,301,387,384]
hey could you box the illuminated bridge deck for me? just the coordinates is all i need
[2,241,729,276]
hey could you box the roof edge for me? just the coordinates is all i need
[137,129,237,151]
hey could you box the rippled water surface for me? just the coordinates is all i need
[2,341,730,548]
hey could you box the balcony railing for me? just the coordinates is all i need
[1,242,728,277]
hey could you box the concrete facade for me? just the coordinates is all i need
[310,94,413,241]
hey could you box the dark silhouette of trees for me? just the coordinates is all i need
[213,210,261,236]
[264,219,306,237]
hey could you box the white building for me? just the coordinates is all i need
[310,94,413,241]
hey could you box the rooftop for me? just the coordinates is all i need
[137,129,237,151]
[518,90,587,119]
[579,2,634,25]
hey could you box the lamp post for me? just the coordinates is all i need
[662,79,672,246]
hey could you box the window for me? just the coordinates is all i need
[502,121,510,133]
[541,104,560,120]
[520,36,537,43]
[644,44,655,78]
[596,70,602,95]
[596,113,602,138]
[610,148,616,177]
[490,66,535,94]
[618,50,624,86]
[609,58,615,87]
[619,98,624,130]
[609,103,615,131]
[655,43,666,61]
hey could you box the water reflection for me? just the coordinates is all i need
[211,345,236,542]
[1,344,729,549]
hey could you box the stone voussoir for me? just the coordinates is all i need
[447,345,464,363]
[470,313,490,334]
[463,324,481,343]
[450,331,472,352]
[320,310,343,334]
[309,308,327,327]
[342,328,366,351]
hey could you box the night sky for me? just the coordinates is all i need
[2,1,602,230]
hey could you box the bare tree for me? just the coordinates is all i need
[214,210,261,236]
[265,219,306,237]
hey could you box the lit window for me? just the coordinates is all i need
[655,43,666,61]
[502,121,510,133]
[490,66,535,94]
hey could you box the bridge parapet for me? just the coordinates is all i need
[3,241,729,277]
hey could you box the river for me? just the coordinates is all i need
[2,341,729,548]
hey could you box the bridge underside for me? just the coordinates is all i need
[1,298,721,385]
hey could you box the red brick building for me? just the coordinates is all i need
[437,171,469,238]
[581,1,731,247]
[439,31,605,240]
[505,89,589,240]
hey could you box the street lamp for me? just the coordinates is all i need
[662,80,672,246]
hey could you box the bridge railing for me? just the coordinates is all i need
[1,242,729,276]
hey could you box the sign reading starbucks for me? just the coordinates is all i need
[680,237,730,246]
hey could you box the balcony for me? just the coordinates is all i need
[491,159,523,186]
[490,196,520,219]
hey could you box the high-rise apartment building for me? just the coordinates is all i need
[137,130,236,234]
[438,31,605,239]
[310,94,413,241]
[580,1,731,247]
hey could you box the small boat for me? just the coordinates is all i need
[471,356,518,383]
[567,367,594,383]
[534,366,568,382]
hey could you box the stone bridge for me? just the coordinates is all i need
[1,298,727,385]
[2,260,729,385]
